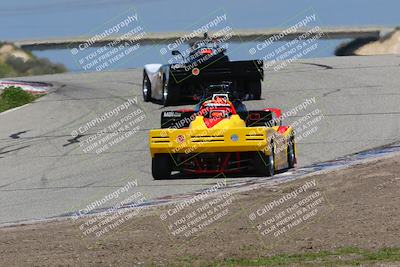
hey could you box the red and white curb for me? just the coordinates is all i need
[0,80,52,95]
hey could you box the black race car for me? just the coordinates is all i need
[142,33,264,106]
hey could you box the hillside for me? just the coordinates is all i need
[336,28,400,56]
[0,42,66,78]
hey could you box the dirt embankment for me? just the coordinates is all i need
[0,42,66,78]
[0,43,32,62]
[0,155,399,266]
[336,28,400,56]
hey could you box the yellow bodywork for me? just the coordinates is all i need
[149,114,294,165]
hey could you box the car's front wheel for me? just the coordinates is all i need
[142,71,151,102]
[152,154,172,180]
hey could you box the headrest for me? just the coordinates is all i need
[212,94,229,103]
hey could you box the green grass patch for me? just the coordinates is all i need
[171,247,400,267]
[0,86,42,113]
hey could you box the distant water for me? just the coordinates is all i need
[33,39,348,72]
[1,0,399,72]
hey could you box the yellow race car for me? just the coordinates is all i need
[149,94,296,179]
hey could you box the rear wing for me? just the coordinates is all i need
[161,110,277,129]
[169,60,263,84]
[161,110,195,129]
[238,110,277,127]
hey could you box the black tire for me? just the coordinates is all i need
[162,77,179,106]
[253,150,274,177]
[248,80,262,100]
[152,154,172,180]
[142,71,151,102]
[287,138,295,169]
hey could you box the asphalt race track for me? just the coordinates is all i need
[1,55,399,224]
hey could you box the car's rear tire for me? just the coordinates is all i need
[287,138,295,169]
[162,78,179,106]
[248,80,262,100]
[142,71,151,102]
[152,154,172,180]
[253,150,274,177]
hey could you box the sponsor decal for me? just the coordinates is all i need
[230,134,239,142]
[176,134,186,144]
[192,68,200,76]
[163,111,182,118]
